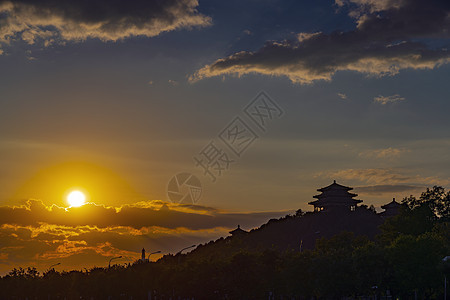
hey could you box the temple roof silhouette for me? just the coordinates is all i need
[380,198,402,217]
[316,180,354,192]
[381,198,402,209]
[309,180,362,211]
[229,225,248,236]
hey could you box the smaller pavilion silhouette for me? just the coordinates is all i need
[309,180,362,212]
[379,198,402,217]
[229,225,248,236]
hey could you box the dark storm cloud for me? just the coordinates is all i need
[0,199,290,230]
[192,0,450,83]
[0,0,211,45]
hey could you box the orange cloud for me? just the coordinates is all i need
[0,199,288,230]
[0,199,289,274]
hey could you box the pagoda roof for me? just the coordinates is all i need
[381,198,402,210]
[313,180,358,199]
[308,198,362,206]
[317,180,353,192]
[313,192,358,199]
[229,225,248,235]
[309,181,362,209]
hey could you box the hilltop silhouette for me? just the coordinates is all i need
[1,183,449,299]
[186,181,384,261]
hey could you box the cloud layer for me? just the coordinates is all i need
[0,0,211,46]
[373,94,405,105]
[192,0,450,83]
[316,167,450,197]
[0,199,289,274]
[354,184,424,195]
[358,147,409,159]
[317,168,450,186]
[0,199,289,230]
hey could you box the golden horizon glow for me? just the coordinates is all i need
[67,190,86,207]
[11,161,141,208]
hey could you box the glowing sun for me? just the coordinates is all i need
[67,190,86,207]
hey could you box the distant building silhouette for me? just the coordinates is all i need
[379,198,402,217]
[309,180,362,212]
[229,225,248,236]
[141,248,148,262]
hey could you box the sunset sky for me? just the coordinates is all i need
[0,0,449,274]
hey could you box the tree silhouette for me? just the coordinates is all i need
[1,186,449,299]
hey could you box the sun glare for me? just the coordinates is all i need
[67,190,86,207]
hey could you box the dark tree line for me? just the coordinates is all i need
[1,186,449,299]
